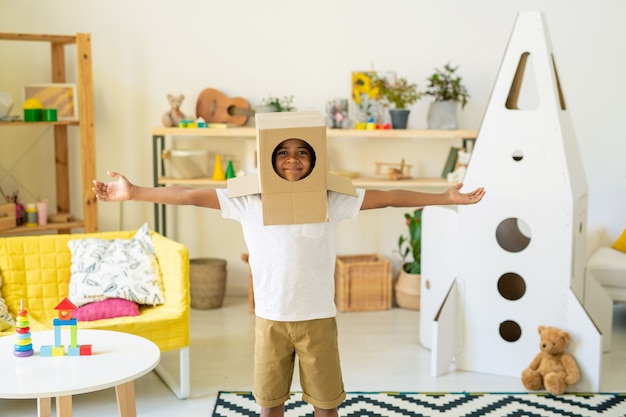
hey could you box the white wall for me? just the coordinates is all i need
[1,0,624,296]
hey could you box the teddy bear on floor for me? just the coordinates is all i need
[161,93,192,127]
[521,325,580,396]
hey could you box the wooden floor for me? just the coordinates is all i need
[1,297,625,416]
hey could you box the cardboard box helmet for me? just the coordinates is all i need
[227,111,356,225]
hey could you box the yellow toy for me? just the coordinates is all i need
[521,325,580,396]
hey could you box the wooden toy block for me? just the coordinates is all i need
[70,326,78,348]
[51,346,65,356]
[39,346,53,357]
[54,326,62,347]
[42,298,93,358]
[67,346,81,356]
[53,318,77,326]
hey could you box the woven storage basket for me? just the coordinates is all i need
[189,258,227,309]
[334,254,392,312]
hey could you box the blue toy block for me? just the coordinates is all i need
[53,318,77,326]
[67,346,81,356]
[40,345,53,357]
[54,325,62,347]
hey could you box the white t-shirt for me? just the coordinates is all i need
[217,188,366,321]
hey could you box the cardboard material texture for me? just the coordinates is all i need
[420,11,605,392]
[0,203,16,231]
[228,111,356,225]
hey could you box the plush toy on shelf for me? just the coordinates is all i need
[162,93,192,127]
[521,325,580,396]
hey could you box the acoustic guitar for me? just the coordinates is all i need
[196,88,254,126]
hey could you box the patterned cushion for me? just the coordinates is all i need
[68,224,165,307]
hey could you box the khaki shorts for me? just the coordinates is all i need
[253,316,346,409]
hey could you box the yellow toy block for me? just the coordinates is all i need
[52,346,65,356]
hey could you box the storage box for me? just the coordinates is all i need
[334,254,392,312]
[0,203,16,232]
[162,149,209,178]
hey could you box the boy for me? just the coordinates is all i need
[92,137,484,417]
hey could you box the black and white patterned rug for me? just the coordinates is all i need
[212,391,626,417]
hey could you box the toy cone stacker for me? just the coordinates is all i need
[14,300,34,357]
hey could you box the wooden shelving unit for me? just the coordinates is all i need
[151,126,477,234]
[0,33,97,234]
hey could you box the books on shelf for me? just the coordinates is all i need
[441,147,460,178]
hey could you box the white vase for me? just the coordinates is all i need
[394,268,421,310]
[427,101,458,129]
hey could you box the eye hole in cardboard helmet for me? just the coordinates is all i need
[271,138,317,180]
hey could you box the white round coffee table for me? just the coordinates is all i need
[0,329,160,417]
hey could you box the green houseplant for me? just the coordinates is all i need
[394,208,423,310]
[396,208,423,274]
[424,63,470,129]
[371,73,422,129]
[372,75,422,109]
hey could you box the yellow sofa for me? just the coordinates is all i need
[0,229,191,398]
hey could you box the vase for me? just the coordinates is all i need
[427,101,458,129]
[389,109,410,129]
[394,268,421,310]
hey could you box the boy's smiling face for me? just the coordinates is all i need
[272,138,316,182]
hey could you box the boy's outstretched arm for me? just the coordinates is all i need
[92,170,221,209]
[360,183,485,210]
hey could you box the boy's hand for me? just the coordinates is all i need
[447,183,485,205]
[92,170,132,202]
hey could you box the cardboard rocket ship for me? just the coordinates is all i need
[419,11,611,391]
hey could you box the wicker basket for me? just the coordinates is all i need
[334,254,392,312]
[189,258,227,309]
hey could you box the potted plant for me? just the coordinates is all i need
[371,73,422,129]
[259,95,296,112]
[394,208,423,310]
[424,63,470,129]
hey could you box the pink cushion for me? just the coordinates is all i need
[74,298,140,322]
